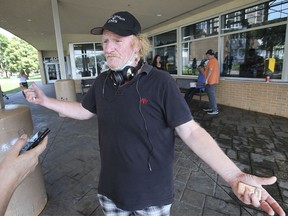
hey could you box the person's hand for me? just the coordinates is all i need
[196,82,205,86]
[205,80,208,85]
[0,134,48,187]
[230,174,286,216]
[0,134,48,215]
[22,82,47,105]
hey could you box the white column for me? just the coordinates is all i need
[51,0,67,79]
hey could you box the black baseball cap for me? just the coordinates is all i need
[205,49,215,55]
[90,11,141,36]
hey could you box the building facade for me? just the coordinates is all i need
[40,0,288,117]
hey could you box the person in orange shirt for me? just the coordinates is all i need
[203,49,219,115]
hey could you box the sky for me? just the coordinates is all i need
[0,27,14,39]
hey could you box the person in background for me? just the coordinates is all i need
[18,70,29,89]
[92,66,97,76]
[203,49,220,115]
[191,58,197,70]
[184,64,205,105]
[0,134,48,215]
[18,70,29,97]
[23,11,285,216]
[152,54,164,70]
[246,48,264,78]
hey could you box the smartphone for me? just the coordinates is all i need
[20,128,50,153]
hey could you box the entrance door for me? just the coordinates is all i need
[45,63,61,83]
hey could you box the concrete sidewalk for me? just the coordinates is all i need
[3,81,288,215]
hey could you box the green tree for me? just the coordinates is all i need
[0,34,9,77]
[4,37,39,76]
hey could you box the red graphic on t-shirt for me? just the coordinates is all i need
[140,98,148,104]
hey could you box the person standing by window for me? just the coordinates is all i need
[203,49,219,115]
[152,55,164,70]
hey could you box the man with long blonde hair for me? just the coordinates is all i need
[24,11,285,216]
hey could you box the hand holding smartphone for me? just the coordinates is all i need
[20,128,50,154]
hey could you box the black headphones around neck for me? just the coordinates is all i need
[110,59,144,85]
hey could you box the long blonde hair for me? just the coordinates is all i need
[132,34,151,58]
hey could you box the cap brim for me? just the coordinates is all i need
[90,27,104,35]
[90,26,134,36]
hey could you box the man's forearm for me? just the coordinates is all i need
[177,121,242,184]
[188,126,241,183]
[42,98,94,120]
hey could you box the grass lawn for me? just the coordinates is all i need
[0,74,42,94]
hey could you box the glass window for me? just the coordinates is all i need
[150,0,288,80]
[146,37,154,64]
[154,30,176,46]
[155,45,177,74]
[221,25,285,79]
[268,0,288,20]
[73,44,94,55]
[148,37,153,46]
[221,0,288,33]
[181,38,218,75]
[146,51,153,65]
[72,43,105,79]
[182,17,219,41]
[150,30,177,74]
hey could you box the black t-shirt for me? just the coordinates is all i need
[81,63,192,211]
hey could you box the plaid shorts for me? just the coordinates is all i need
[97,194,172,216]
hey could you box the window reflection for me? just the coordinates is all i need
[155,46,177,74]
[221,0,288,33]
[222,25,285,78]
[182,17,219,41]
[154,30,176,46]
[150,0,287,79]
[73,43,105,79]
[181,38,218,75]
[151,30,177,74]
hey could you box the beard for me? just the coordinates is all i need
[106,53,135,71]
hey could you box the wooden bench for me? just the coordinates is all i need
[175,78,207,106]
[81,79,95,95]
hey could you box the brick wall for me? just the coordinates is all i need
[213,80,288,118]
[75,78,288,118]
